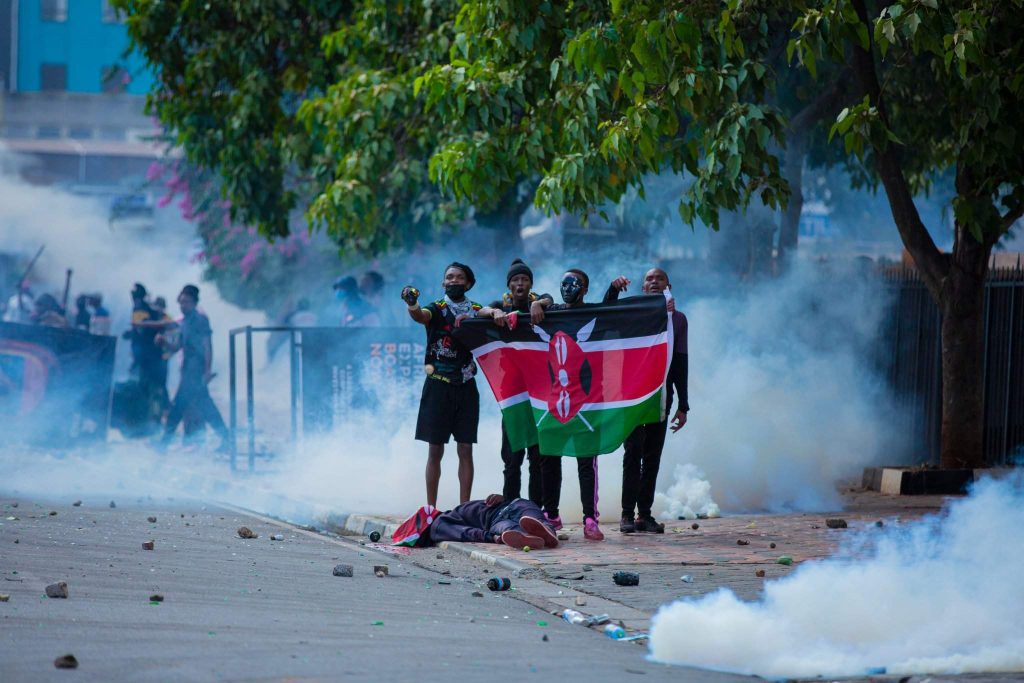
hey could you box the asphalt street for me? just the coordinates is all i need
[0,496,750,683]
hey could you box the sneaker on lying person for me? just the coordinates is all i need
[500,529,545,550]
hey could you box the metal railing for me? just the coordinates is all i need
[880,263,1024,465]
[227,326,302,472]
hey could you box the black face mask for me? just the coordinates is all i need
[445,284,467,300]
[560,275,584,305]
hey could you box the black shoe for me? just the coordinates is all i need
[619,515,636,533]
[635,516,665,534]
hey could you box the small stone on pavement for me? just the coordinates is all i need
[574,596,586,606]
[149,594,164,602]
[471,591,483,598]
[147,516,157,523]
[237,526,257,539]
[736,539,749,545]
[826,518,848,529]
[72,501,81,507]
[0,593,10,602]
[109,501,116,508]
[332,564,354,577]
[54,654,78,669]
[691,523,699,530]
[142,540,155,550]
[45,582,69,599]
[756,569,766,578]
[374,565,389,578]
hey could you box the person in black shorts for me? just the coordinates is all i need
[478,258,553,505]
[402,262,482,508]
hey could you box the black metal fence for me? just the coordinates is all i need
[881,265,1024,465]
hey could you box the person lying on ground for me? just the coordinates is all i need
[408,494,560,550]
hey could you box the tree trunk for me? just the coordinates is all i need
[778,130,806,260]
[938,226,992,469]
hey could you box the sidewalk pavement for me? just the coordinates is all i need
[328,489,951,634]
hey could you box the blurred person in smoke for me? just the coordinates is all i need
[149,296,175,414]
[88,293,111,336]
[72,294,92,331]
[158,284,230,452]
[334,275,380,327]
[128,283,170,426]
[31,293,68,327]
[360,270,398,326]
[268,297,317,362]
[3,281,34,324]
[605,267,689,534]
[536,268,605,541]
[402,262,482,508]
[477,258,552,508]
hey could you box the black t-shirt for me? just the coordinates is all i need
[423,298,482,383]
[488,291,553,313]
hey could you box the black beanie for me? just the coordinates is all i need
[180,284,200,301]
[446,261,476,287]
[506,258,533,286]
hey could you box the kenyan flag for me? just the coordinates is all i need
[456,294,672,457]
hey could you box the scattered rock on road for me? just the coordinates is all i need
[54,654,78,669]
[374,565,389,578]
[557,533,570,541]
[270,534,284,541]
[49,511,58,516]
[770,542,777,549]
[45,582,69,599]
[826,518,848,529]
[332,564,354,577]
[237,527,257,539]
[142,540,155,551]
[72,501,81,507]
[736,539,749,546]
[574,596,587,606]
[471,591,483,598]
[147,516,157,523]
[755,569,766,578]
[109,501,116,508]
[0,593,10,602]
[691,523,699,530]
[149,594,164,603]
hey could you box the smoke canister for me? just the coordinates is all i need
[487,577,511,591]
[368,530,381,543]
[612,571,640,586]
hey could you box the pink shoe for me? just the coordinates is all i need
[544,512,563,531]
[520,516,559,548]
[500,529,544,550]
[584,517,604,541]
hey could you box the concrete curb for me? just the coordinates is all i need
[437,540,536,575]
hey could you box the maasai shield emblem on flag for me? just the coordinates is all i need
[456,294,672,457]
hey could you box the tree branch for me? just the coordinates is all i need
[850,0,948,299]
[1001,206,1024,233]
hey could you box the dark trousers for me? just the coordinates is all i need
[621,417,669,519]
[539,455,599,520]
[163,376,228,443]
[501,421,542,504]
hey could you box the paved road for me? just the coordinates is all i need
[0,496,749,683]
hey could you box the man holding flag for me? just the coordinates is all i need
[456,269,676,539]
[605,268,689,534]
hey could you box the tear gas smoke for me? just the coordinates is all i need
[653,260,904,516]
[649,473,1024,678]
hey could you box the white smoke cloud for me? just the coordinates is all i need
[653,260,905,515]
[648,473,1024,678]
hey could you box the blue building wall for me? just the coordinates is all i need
[16,0,153,94]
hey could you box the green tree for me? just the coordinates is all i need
[420,1,1022,468]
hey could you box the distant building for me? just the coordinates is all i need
[0,0,166,185]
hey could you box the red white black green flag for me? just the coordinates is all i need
[456,294,672,457]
